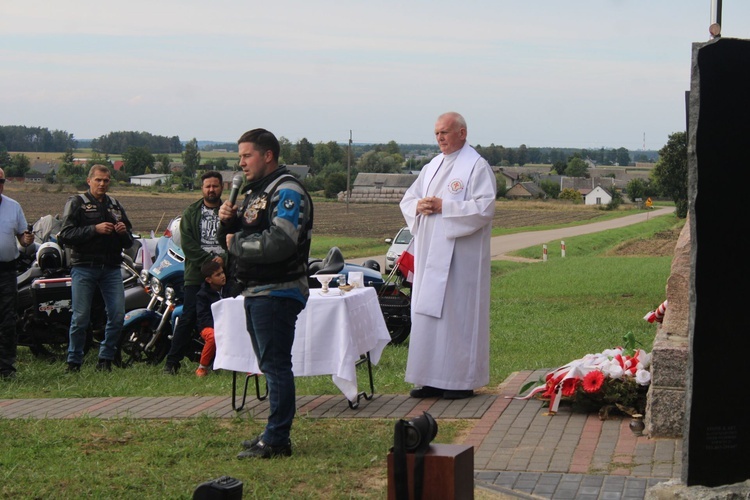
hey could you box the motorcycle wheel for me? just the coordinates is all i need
[378,285,411,345]
[28,330,92,362]
[387,321,411,345]
[117,322,170,367]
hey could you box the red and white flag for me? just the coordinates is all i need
[643,300,668,323]
[395,239,415,283]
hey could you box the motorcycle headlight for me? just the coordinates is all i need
[150,277,162,296]
[140,270,150,283]
[165,287,175,300]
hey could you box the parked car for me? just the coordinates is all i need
[384,227,413,272]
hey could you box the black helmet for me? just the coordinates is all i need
[362,259,380,272]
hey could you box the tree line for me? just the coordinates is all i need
[90,131,182,155]
[0,126,76,152]
[2,124,683,218]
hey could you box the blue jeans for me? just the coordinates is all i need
[0,270,18,374]
[165,284,199,367]
[67,265,125,365]
[244,296,303,446]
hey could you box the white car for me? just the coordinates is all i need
[384,227,413,272]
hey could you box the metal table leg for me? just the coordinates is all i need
[349,352,375,409]
[232,372,268,412]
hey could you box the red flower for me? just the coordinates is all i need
[582,370,605,393]
[561,377,579,397]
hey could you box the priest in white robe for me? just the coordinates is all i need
[399,112,496,399]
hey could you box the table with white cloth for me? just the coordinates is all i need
[212,286,392,408]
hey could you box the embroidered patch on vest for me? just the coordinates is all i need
[448,178,464,195]
[283,199,295,210]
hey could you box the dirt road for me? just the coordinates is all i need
[352,206,676,269]
[489,206,675,260]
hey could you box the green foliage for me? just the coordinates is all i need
[616,147,631,166]
[356,150,404,173]
[208,157,229,170]
[182,138,201,181]
[122,146,155,176]
[652,131,687,218]
[604,189,623,211]
[5,153,31,177]
[551,160,566,175]
[559,187,583,202]
[292,138,315,172]
[0,125,76,152]
[566,157,589,177]
[313,141,346,175]
[323,172,347,199]
[540,179,560,199]
[626,178,650,202]
[0,146,11,168]
[495,175,508,198]
[155,153,171,174]
[571,377,648,416]
[303,175,324,193]
[90,131,181,155]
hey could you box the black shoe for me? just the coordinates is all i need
[66,362,81,373]
[237,439,292,459]
[163,362,180,375]
[443,389,474,400]
[241,434,264,450]
[409,386,444,398]
[95,359,112,372]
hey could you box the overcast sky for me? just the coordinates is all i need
[2,1,749,150]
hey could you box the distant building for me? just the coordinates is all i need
[505,181,546,200]
[340,173,417,203]
[583,185,613,206]
[129,174,171,186]
[286,165,310,179]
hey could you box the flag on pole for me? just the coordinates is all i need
[395,239,415,283]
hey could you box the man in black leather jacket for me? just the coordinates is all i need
[59,164,133,372]
[218,128,313,459]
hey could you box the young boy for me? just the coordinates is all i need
[195,260,229,377]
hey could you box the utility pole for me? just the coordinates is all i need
[709,0,722,38]
[346,130,352,213]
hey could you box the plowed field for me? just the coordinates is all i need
[8,185,612,239]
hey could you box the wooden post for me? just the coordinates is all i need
[387,444,474,500]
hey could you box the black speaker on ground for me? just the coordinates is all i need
[193,476,243,499]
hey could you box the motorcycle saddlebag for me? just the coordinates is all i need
[31,277,73,322]
[192,476,243,499]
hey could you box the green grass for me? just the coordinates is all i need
[0,416,466,499]
[310,235,386,260]
[0,211,681,497]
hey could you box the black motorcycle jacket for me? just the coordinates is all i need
[219,166,313,289]
[59,191,134,268]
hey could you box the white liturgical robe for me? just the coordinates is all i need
[399,143,496,390]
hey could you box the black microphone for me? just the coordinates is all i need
[228,173,244,206]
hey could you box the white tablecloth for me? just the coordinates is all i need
[212,286,392,402]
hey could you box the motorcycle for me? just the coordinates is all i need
[15,215,151,360]
[118,217,197,366]
[308,247,412,345]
